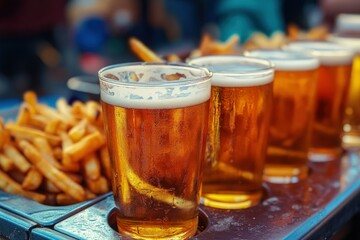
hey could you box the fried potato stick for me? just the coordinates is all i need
[22,167,43,190]
[6,122,61,146]
[129,37,164,62]
[0,169,46,203]
[18,140,86,202]
[64,131,105,162]
[83,153,101,180]
[3,143,31,173]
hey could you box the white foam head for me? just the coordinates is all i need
[187,56,274,87]
[284,41,355,66]
[244,50,319,71]
[336,14,360,32]
[98,62,211,109]
[329,35,360,53]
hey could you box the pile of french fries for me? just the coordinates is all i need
[0,91,111,206]
[128,24,330,62]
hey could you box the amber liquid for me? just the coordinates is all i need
[343,54,360,149]
[102,101,209,239]
[202,83,273,209]
[265,69,317,183]
[310,64,352,161]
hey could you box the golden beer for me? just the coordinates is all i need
[245,50,319,183]
[331,14,360,148]
[99,63,211,239]
[286,41,354,161]
[189,56,274,209]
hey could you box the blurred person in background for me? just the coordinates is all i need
[282,0,322,30]
[211,0,285,43]
[0,0,66,99]
[67,0,182,74]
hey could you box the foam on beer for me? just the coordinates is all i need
[188,56,274,87]
[285,42,355,66]
[99,64,211,109]
[245,50,319,71]
[329,35,360,54]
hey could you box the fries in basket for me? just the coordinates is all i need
[0,91,111,205]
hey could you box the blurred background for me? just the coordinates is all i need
[0,0,359,102]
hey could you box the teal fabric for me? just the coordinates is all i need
[215,0,285,42]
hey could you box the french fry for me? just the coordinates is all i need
[1,90,112,205]
[6,122,61,146]
[129,37,164,62]
[22,167,43,191]
[56,98,76,123]
[43,179,61,193]
[0,119,10,149]
[35,104,72,128]
[85,189,96,200]
[85,101,101,123]
[33,137,63,170]
[56,190,95,205]
[86,176,109,195]
[60,132,81,172]
[44,119,61,135]
[83,153,101,180]
[3,143,31,173]
[100,146,112,180]
[167,54,181,62]
[68,119,87,142]
[23,91,37,114]
[71,101,86,119]
[56,193,78,205]
[212,34,239,54]
[18,140,86,202]
[0,153,14,171]
[0,169,46,203]
[28,114,47,130]
[287,24,300,41]
[16,104,31,126]
[64,131,105,162]
[199,33,214,55]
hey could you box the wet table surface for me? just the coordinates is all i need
[1,103,360,239]
[53,151,360,240]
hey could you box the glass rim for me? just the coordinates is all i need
[243,49,320,71]
[284,41,354,57]
[328,34,360,52]
[336,13,360,32]
[284,41,355,65]
[186,55,275,87]
[98,61,213,88]
[186,55,274,78]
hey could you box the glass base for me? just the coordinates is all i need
[263,164,308,184]
[308,148,342,162]
[116,216,198,240]
[201,191,262,209]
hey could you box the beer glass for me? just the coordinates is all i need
[330,14,360,149]
[98,62,211,239]
[285,41,355,161]
[245,50,319,183]
[188,56,274,209]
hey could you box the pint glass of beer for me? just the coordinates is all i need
[245,50,319,183]
[188,56,274,209]
[330,14,360,149]
[286,41,355,161]
[98,62,211,239]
